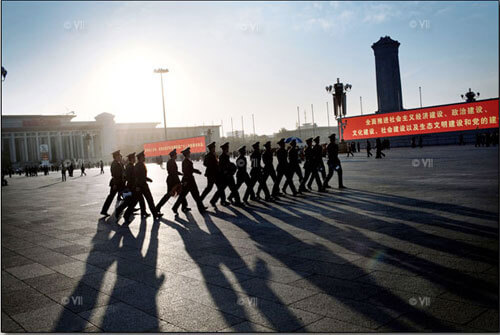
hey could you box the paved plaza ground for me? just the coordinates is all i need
[1,145,498,332]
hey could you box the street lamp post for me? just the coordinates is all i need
[326,78,351,141]
[154,68,169,141]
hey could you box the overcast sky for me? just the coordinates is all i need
[2,1,498,135]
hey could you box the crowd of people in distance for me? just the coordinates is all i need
[100,134,346,225]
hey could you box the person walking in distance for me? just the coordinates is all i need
[100,150,125,217]
[100,160,104,174]
[172,147,207,215]
[80,162,86,176]
[155,149,187,215]
[366,140,373,157]
[375,138,385,158]
[324,134,345,189]
[272,138,298,197]
[61,162,67,182]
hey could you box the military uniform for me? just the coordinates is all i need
[133,151,159,219]
[200,142,219,200]
[244,142,271,202]
[272,138,297,196]
[300,138,323,192]
[231,146,255,201]
[100,150,125,216]
[257,141,277,199]
[324,134,345,189]
[307,136,326,189]
[172,147,206,214]
[156,149,187,213]
[212,143,241,206]
[283,140,303,194]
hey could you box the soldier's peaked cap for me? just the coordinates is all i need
[328,133,336,139]
[290,139,297,145]
[277,138,285,145]
[238,145,246,152]
[112,150,121,157]
[220,142,229,149]
[306,137,313,142]
[169,148,177,157]
[314,136,320,142]
[127,152,136,159]
[136,151,145,158]
[181,147,191,154]
[207,142,216,148]
[252,142,260,148]
[264,141,271,147]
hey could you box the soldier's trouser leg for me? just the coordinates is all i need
[141,187,158,217]
[319,161,327,180]
[257,170,270,198]
[284,169,297,195]
[226,176,241,203]
[156,193,171,212]
[311,170,323,190]
[243,174,255,200]
[257,173,271,200]
[295,165,304,182]
[101,187,118,214]
[272,169,285,195]
[243,174,258,202]
[200,177,216,200]
[189,182,205,211]
[300,167,312,190]
[324,162,334,185]
[337,164,344,187]
[307,167,316,188]
[116,194,134,217]
[124,191,141,220]
[210,179,227,204]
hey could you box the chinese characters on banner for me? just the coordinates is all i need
[343,99,499,141]
[144,136,206,157]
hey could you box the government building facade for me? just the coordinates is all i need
[1,112,220,167]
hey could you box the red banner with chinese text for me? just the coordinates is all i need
[343,99,499,140]
[143,136,206,157]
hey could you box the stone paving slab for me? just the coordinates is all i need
[1,146,498,332]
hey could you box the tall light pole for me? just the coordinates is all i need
[297,106,302,139]
[241,116,245,139]
[231,117,234,137]
[154,68,169,141]
[252,114,256,140]
[326,78,352,141]
[360,96,363,115]
[311,104,315,137]
[326,101,330,131]
[419,86,422,107]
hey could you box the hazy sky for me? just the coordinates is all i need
[2,1,498,135]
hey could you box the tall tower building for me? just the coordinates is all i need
[372,36,403,113]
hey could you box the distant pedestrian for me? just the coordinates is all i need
[366,140,372,157]
[418,136,423,148]
[375,138,385,159]
[357,142,360,153]
[100,160,104,174]
[61,163,67,181]
[80,164,86,176]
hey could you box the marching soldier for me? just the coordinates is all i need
[100,150,125,217]
[172,147,207,214]
[300,138,324,192]
[244,142,272,202]
[231,145,255,204]
[307,136,326,189]
[324,134,346,189]
[200,142,219,200]
[134,151,161,220]
[272,138,298,197]
[257,141,277,199]
[155,149,187,215]
[282,139,303,194]
[115,152,145,222]
[213,142,242,206]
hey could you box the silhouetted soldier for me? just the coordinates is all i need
[172,147,207,214]
[69,162,74,177]
[231,146,255,204]
[366,140,373,157]
[324,134,345,189]
[133,151,161,220]
[283,139,303,194]
[273,138,297,197]
[375,138,385,158]
[100,160,104,174]
[257,141,277,199]
[308,136,326,189]
[80,163,86,176]
[156,149,187,215]
[301,138,324,192]
[200,142,219,201]
[215,142,242,206]
[116,152,146,222]
[100,150,124,217]
[244,142,272,202]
